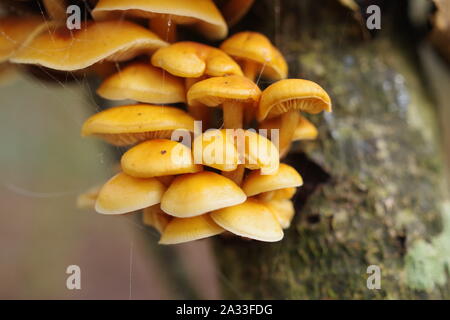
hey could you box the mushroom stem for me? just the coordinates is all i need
[279,110,300,155]
[242,61,258,126]
[186,77,211,129]
[223,101,243,129]
[149,16,177,43]
[243,60,258,82]
[222,164,245,186]
[258,191,275,202]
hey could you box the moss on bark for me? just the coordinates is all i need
[216,0,450,299]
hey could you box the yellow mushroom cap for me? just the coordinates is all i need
[11,20,168,71]
[187,75,260,107]
[151,41,242,78]
[193,129,239,171]
[159,214,224,245]
[0,16,49,63]
[238,130,279,174]
[121,139,202,178]
[95,172,166,215]
[265,199,295,229]
[259,187,297,202]
[81,104,195,146]
[161,171,247,218]
[143,204,172,234]
[92,0,228,40]
[293,115,319,140]
[242,163,303,197]
[211,199,283,242]
[97,62,185,104]
[220,31,288,80]
[258,79,332,121]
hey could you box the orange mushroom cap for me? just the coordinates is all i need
[92,0,228,40]
[187,75,260,108]
[11,20,168,71]
[211,199,283,242]
[220,31,288,80]
[81,104,195,146]
[121,139,203,178]
[0,16,49,63]
[242,163,303,197]
[160,171,247,218]
[97,62,185,104]
[151,41,242,78]
[258,79,332,121]
[95,172,166,215]
[159,214,224,245]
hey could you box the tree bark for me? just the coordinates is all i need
[216,0,450,299]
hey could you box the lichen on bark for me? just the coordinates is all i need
[216,0,450,299]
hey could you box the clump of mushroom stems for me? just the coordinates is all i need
[4,0,332,245]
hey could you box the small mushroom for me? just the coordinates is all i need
[92,0,228,42]
[11,20,168,71]
[210,199,283,242]
[265,199,295,229]
[242,163,303,197]
[97,62,186,104]
[95,172,166,215]
[258,187,296,202]
[160,171,247,218]
[187,75,260,129]
[220,31,287,81]
[258,79,331,154]
[159,214,224,245]
[121,139,203,178]
[81,104,195,146]
[143,204,172,234]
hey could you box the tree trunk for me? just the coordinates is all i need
[216,0,450,299]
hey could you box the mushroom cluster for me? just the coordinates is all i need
[1,0,331,244]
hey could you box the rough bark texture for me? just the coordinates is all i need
[216,0,450,299]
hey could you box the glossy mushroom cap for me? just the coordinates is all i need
[211,199,284,242]
[161,171,247,218]
[143,204,172,234]
[159,214,224,245]
[242,163,303,197]
[11,21,168,71]
[121,139,202,178]
[151,41,242,78]
[259,187,296,202]
[293,115,319,140]
[0,16,49,63]
[97,62,185,104]
[193,129,239,171]
[265,199,295,229]
[240,130,280,175]
[187,75,260,107]
[92,0,228,40]
[258,79,332,121]
[95,172,166,215]
[81,104,195,146]
[220,31,287,80]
